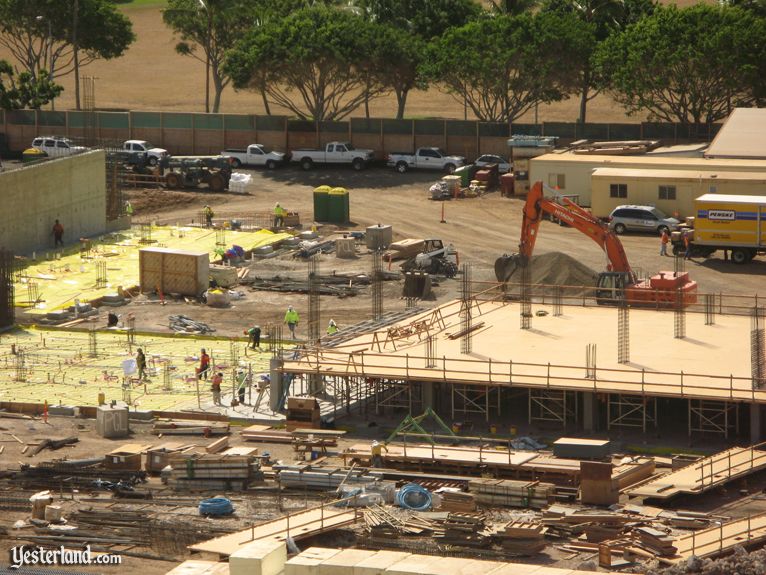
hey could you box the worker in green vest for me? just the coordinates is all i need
[326,319,338,335]
[284,305,299,339]
[273,202,285,227]
[125,200,134,217]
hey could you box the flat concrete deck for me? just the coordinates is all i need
[284,299,762,403]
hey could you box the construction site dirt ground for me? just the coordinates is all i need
[34,164,765,339]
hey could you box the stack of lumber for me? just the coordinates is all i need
[167,452,258,490]
[275,464,384,490]
[434,512,489,547]
[241,425,292,443]
[153,420,229,436]
[493,519,547,555]
[438,490,476,513]
[634,526,678,557]
[364,505,432,538]
[382,239,425,262]
[542,505,635,538]
[468,478,555,508]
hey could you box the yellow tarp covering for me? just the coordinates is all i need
[249,229,294,249]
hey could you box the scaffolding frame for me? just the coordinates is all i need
[374,379,422,414]
[528,389,577,426]
[607,394,656,432]
[451,384,499,422]
[688,399,738,438]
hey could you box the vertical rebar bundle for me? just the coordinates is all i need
[553,286,563,317]
[95,260,107,288]
[215,228,226,247]
[162,362,172,391]
[752,307,765,389]
[0,249,14,329]
[139,223,152,244]
[308,255,320,344]
[586,343,597,379]
[270,323,283,357]
[14,350,26,382]
[705,293,715,325]
[104,149,125,221]
[26,282,39,309]
[460,262,472,355]
[425,335,437,368]
[520,262,531,330]
[82,76,96,147]
[674,289,686,339]
[371,250,383,321]
[674,253,685,274]
[405,297,416,310]
[617,301,629,364]
[88,329,97,358]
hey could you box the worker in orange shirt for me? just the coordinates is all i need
[659,229,670,256]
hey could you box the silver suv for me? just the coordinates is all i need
[608,205,679,235]
[31,136,88,158]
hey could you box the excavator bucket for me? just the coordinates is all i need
[495,253,521,283]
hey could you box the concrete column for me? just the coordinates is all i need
[269,357,284,412]
[422,382,434,410]
[583,392,599,432]
[308,373,323,395]
[751,403,763,443]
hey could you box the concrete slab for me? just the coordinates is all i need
[353,551,411,575]
[285,548,341,575]
[317,548,377,575]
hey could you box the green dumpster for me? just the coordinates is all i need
[455,165,472,188]
[313,185,331,222]
[327,187,350,224]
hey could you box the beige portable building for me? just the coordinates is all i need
[590,168,766,218]
[529,152,766,207]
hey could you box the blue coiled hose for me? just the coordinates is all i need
[199,497,234,516]
[395,483,432,511]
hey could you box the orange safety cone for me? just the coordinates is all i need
[440,202,447,224]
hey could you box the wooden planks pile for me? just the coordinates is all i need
[438,490,476,513]
[153,420,229,436]
[493,519,547,555]
[468,478,555,508]
[634,526,677,557]
[168,452,258,490]
[434,512,489,547]
[364,505,432,538]
[241,425,292,443]
[276,464,384,490]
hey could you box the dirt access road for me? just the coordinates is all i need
[115,165,766,338]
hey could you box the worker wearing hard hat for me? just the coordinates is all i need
[284,305,300,339]
[371,440,388,468]
[273,202,286,227]
[326,319,338,335]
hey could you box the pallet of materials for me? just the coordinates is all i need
[146,442,195,472]
[276,464,384,490]
[167,452,259,490]
[437,489,476,513]
[492,519,547,555]
[434,512,489,547]
[153,420,230,436]
[468,478,555,508]
[634,526,678,557]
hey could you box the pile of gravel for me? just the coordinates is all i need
[646,546,766,575]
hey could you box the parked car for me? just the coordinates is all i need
[608,205,680,235]
[387,147,465,173]
[122,140,168,166]
[31,136,88,158]
[291,141,374,170]
[220,144,287,169]
[474,154,512,173]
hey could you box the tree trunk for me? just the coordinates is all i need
[212,73,224,114]
[579,66,591,124]
[395,88,409,120]
[260,86,271,115]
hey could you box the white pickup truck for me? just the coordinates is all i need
[123,139,169,166]
[291,141,374,171]
[31,136,88,158]
[221,144,286,169]
[387,147,465,173]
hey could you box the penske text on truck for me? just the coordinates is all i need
[671,193,766,263]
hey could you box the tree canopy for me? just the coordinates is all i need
[0,0,134,82]
[597,4,766,125]
[422,12,592,122]
[0,60,62,109]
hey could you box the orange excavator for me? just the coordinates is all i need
[495,181,698,307]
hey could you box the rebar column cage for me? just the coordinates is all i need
[606,394,657,432]
[0,249,15,328]
[308,255,320,345]
[425,335,437,368]
[374,379,422,415]
[552,286,563,316]
[528,389,577,426]
[215,228,226,246]
[372,250,383,321]
[688,400,738,438]
[705,293,715,326]
[460,262,472,354]
[617,301,629,364]
[674,287,686,339]
[752,306,765,389]
[451,384,499,422]
[520,262,531,330]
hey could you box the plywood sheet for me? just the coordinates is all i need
[318,549,377,575]
[353,551,411,575]
[286,548,341,575]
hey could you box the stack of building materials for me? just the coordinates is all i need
[146,442,194,472]
[437,489,476,512]
[153,420,229,436]
[382,239,425,262]
[104,443,150,471]
[241,425,292,443]
[167,452,259,490]
[552,438,611,459]
[492,519,547,555]
[286,397,321,430]
[468,478,555,508]
[434,512,489,547]
[364,505,432,538]
[634,526,678,557]
[276,464,384,490]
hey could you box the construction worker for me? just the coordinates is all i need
[136,348,147,381]
[273,202,285,227]
[371,440,387,468]
[660,229,670,256]
[125,200,134,217]
[284,305,299,339]
[237,370,248,404]
[198,348,211,380]
[245,325,261,349]
[203,205,214,228]
[211,371,223,405]
[51,219,64,247]
[326,319,338,335]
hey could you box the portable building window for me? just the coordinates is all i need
[658,185,676,200]
[609,183,627,198]
[548,173,566,189]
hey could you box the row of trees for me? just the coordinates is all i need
[164,0,766,124]
[1,0,765,125]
